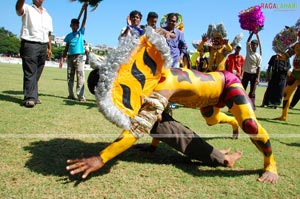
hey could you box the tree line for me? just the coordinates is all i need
[0,27,64,60]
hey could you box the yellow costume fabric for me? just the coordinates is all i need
[100,91,168,163]
[111,36,167,118]
[155,68,224,107]
[93,27,172,130]
[190,51,200,67]
[154,68,277,174]
[100,130,137,163]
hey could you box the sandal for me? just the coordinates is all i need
[35,99,42,104]
[79,98,86,103]
[24,100,35,108]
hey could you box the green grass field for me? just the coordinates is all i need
[0,63,300,199]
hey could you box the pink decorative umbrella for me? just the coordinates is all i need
[238,5,264,34]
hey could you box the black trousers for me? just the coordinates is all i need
[262,73,287,106]
[150,112,225,167]
[241,72,258,107]
[20,40,48,102]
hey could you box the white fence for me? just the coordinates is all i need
[0,56,92,70]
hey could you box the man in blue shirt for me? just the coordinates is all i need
[163,13,187,68]
[59,3,88,102]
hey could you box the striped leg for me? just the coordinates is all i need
[276,77,299,121]
[224,83,277,176]
[200,106,239,137]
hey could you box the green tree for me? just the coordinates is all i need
[260,70,267,82]
[51,45,65,60]
[0,27,20,56]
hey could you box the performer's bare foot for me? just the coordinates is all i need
[274,116,286,121]
[220,147,231,155]
[223,151,242,168]
[257,171,279,184]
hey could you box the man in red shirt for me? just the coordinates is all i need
[225,44,245,79]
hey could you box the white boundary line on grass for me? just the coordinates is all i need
[0,133,300,139]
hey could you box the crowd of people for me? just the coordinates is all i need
[15,0,300,186]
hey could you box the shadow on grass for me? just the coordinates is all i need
[288,111,300,115]
[62,99,96,109]
[23,138,112,186]
[279,141,300,147]
[0,93,23,105]
[23,138,259,186]
[256,117,300,127]
[1,90,96,109]
[52,78,67,82]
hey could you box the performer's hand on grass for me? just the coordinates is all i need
[66,156,104,179]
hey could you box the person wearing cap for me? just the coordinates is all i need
[16,0,53,108]
[241,32,262,110]
[225,43,245,79]
[59,3,88,102]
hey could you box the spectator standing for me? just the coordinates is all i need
[59,3,88,102]
[118,10,144,44]
[225,43,245,79]
[146,11,177,41]
[16,0,53,108]
[261,54,291,108]
[145,11,158,29]
[241,32,262,109]
[162,13,187,68]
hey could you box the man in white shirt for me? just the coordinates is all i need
[16,0,53,108]
[241,32,262,110]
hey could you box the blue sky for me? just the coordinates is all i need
[0,0,299,70]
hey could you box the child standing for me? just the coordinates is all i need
[59,3,88,102]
